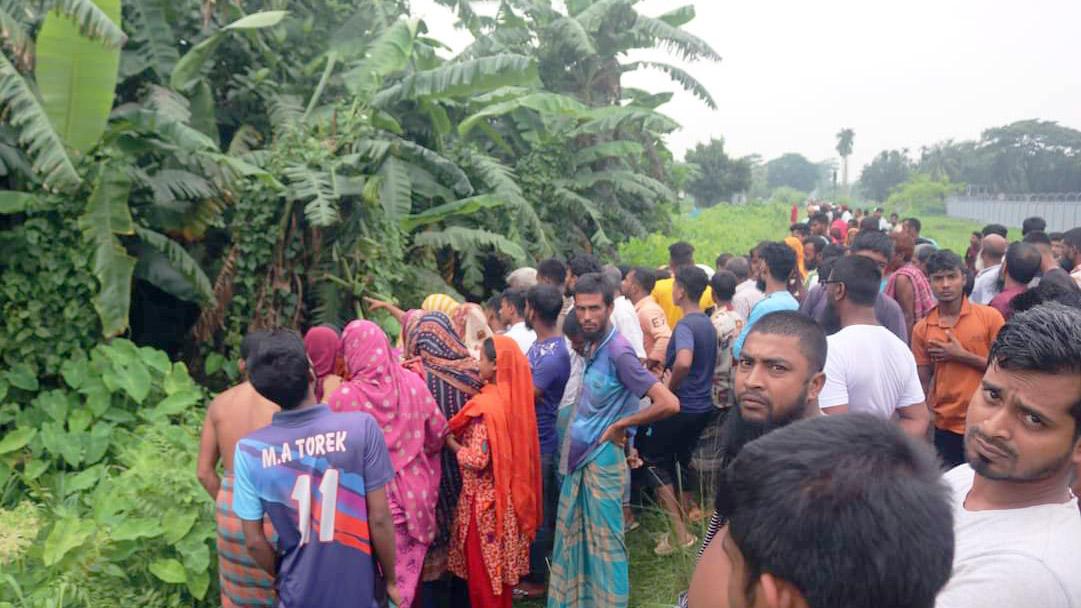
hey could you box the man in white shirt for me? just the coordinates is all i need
[971,234,1007,304]
[726,256,763,320]
[819,256,929,439]
[936,303,1081,608]
[499,287,536,354]
[602,265,647,359]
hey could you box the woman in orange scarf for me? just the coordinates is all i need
[446,336,542,608]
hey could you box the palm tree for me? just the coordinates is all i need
[836,128,854,197]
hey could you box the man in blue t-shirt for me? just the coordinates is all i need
[520,283,572,597]
[232,330,399,608]
[640,265,718,556]
[733,242,801,358]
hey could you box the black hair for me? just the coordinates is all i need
[1021,216,1046,236]
[926,250,965,276]
[851,230,894,260]
[1063,227,1081,251]
[537,257,567,285]
[1049,231,1065,241]
[568,253,601,279]
[989,303,1081,438]
[675,265,709,302]
[669,241,695,267]
[828,255,882,307]
[790,222,810,237]
[485,294,502,312]
[719,415,953,608]
[710,270,738,302]
[759,242,797,283]
[914,243,937,265]
[562,306,582,338]
[903,217,922,233]
[617,264,631,278]
[240,330,268,360]
[810,212,831,227]
[725,256,751,282]
[1010,279,1081,315]
[1022,230,1051,246]
[482,337,496,362]
[802,236,828,253]
[820,243,847,262]
[247,329,310,410]
[858,216,881,234]
[715,253,733,269]
[630,266,656,294]
[981,223,1008,238]
[747,310,827,373]
[572,272,614,306]
[500,288,527,317]
[1004,242,1041,285]
[526,284,563,325]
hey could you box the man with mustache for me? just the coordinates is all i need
[936,303,1081,608]
[683,310,828,608]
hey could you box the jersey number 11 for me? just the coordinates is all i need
[291,469,339,544]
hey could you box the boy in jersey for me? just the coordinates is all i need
[232,329,400,607]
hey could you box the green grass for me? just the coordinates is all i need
[618,202,997,267]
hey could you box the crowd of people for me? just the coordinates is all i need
[196,201,1081,608]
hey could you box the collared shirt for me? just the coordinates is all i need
[634,295,671,364]
[504,321,536,355]
[652,277,715,328]
[732,290,800,359]
[611,296,647,358]
[731,279,764,320]
[970,264,1002,305]
[911,298,1004,434]
[561,328,657,474]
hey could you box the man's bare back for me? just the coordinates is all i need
[197,381,279,499]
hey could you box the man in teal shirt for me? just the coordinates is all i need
[733,242,800,358]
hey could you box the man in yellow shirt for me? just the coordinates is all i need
[652,242,714,327]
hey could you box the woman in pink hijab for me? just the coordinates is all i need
[327,320,449,607]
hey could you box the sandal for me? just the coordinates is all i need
[626,518,641,532]
[654,532,697,556]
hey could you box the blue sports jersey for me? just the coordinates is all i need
[233,405,394,608]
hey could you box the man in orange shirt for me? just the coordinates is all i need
[623,266,671,376]
[911,250,1005,467]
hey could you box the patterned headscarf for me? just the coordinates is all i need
[403,312,483,397]
[450,303,494,361]
[422,293,460,316]
[327,320,448,543]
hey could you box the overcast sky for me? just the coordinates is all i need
[411,0,1081,175]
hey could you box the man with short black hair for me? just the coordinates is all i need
[801,230,909,342]
[819,256,929,438]
[537,257,568,289]
[972,233,1008,304]
[602,265,646,359]
[982,223,1009,239]
[712,415,954,608]
[652,242,715,328]
[809,212,831,237]
[641,265,717,556]
[936,303,1081,607]
[622,266,671,374]
[501,287,536,353]
[233,330,399,607]
[725,256,763,320]
[1021,215,1046,236]
[684,311,830,608]
[732,243,799,358]
[521,284,572,596]
[548,273,680,608]
[988,242,1041,320]
[903,217,938,247]
[1049,231,1066,262]
[912,250,1005,467]
[1062,227,1081,289]
[801,235,828,290]
[198,331,279,608]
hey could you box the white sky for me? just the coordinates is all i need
[411,0,1081,174]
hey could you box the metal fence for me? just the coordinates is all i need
[946,192,1081,232]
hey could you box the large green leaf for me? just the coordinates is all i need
[373,54,539,106]
[49,0,127,47]
[401,195,506,232]
[574,140,645,166]
[0,53,80,192]
[149,558,187,584]
[624,60,716,110]
[343,19,417,98]
[285,165,339,227]
[0,3,33,69]
[135,226,215,304]
[0,428,36,454]
[0,190,38,214]
[78,166,135,337]
[131,0,178,80]
[458,91,587,136]
[35,0,122,153]
[413,226,527,263]
[170,11,288,91]
[378,156,412,220]
[631,13,721,62]
[43,517,95,566]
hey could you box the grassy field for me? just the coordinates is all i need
[619,202,998,267]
